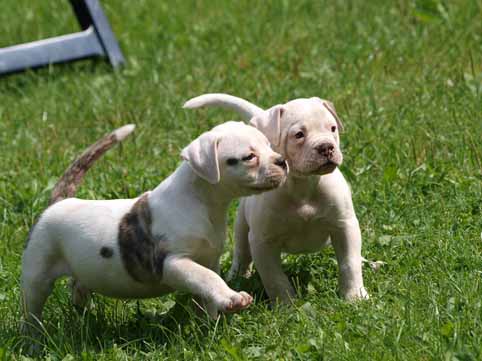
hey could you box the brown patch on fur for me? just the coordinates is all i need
[100,247,114,258]
[118,193,168,283]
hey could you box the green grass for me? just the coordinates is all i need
[1,0,481,359]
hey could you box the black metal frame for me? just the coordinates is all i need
[0,0,125,76]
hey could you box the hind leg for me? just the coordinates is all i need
[227,204,252,281]
[20,275,55,356]
[70,279,91,309]
[20,238,68,338]
[20,268,67,357]
[20,273,55,334]
[20,259,69,356]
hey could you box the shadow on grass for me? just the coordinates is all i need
[9,294,218,357]
[8,261,331,357]
[227,264,324,304]
[0,58,110,94]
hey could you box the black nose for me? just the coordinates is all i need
[316,143,335,157]
[274,156,287,169]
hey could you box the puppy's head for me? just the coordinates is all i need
[251,98,343,176]
[181,121,287,196]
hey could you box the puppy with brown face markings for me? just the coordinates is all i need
[21,120,287,338]
[184,93,369,304]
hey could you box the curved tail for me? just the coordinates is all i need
[183,93,265,120]
[49,124,135,205]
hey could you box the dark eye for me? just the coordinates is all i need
[295,131,304,139]
[242,153,256,161]
[226,158,238,166]
[331,126,337,132]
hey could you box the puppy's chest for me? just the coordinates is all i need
[277,220,331,253]
[289,200,333,222]
[269,202,334,253]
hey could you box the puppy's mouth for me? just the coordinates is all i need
[248,174,287,192]
[313,161,338,175]
[248,179,284,192]
[248,185,279,192]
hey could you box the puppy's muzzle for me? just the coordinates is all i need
[252,157,287,191]
[316,142,335,159]
[274,156,287,170]
[316,141,341,164]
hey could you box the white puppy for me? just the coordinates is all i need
[184,94,368,303]
[21,121,287,335]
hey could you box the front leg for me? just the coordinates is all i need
[331,218,369,300]
[163,255,252,315]
[195,258,222,318]
[250,238,295,304]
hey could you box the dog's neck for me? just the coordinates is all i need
[277,168,343,203]
[188,164,234,215]
[149,162,232,236]
[282,173,322,200]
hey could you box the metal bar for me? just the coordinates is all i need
[0,27,103,75]
[70,0,125,68]
[0,0,124,76]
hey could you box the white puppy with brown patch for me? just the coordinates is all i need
[21,121,287,335]
[184,94,368,303]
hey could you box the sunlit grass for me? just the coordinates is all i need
[0,0,481,359]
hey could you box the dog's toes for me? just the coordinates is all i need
[238,291,253,308]
[342,287,369,301]
[359,287,370,299]
[240,291,253,302]
[222,291,253,313]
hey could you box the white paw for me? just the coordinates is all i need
[341,287,369,301]
[215,291,253,313]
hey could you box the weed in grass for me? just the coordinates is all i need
[0,0,481,359]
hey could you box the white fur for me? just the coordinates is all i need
[184,93,264,120]
[21,121,287,333]
[185,94,369,303]
[114,124,136,141]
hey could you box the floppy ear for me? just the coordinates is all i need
[181,132,221,184]
[322,100,344,132]
[250,105,284,147]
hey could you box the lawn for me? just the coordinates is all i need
[0,0,481,359]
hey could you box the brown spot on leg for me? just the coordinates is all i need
[118,193,169,283]
[100,247,114,258]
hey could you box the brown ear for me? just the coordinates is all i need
[323,101,344,132]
